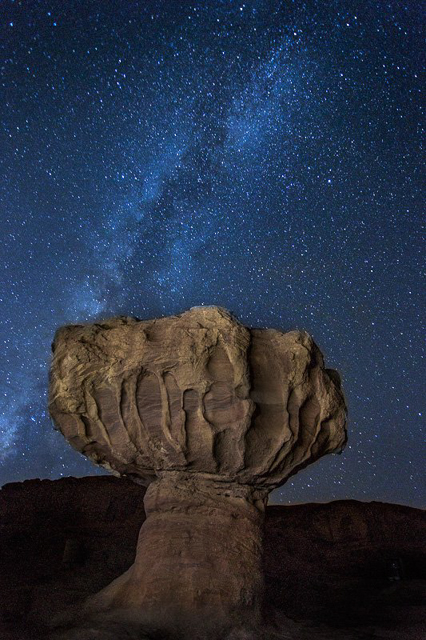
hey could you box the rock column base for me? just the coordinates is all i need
[85,474,267,635]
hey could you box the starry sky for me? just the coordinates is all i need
[1,1,424,507]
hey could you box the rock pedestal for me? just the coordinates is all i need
[88,474,266,631]
[48,306,347,636]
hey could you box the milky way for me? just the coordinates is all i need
[1,1,424,506]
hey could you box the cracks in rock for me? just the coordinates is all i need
[83,383,112,448]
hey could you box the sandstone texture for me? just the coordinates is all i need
[48,306,347,635]
[49,306,346,487]
[0,477,425,640]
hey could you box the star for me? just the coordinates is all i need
[0,0,423,507]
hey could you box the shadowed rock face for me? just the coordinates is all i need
[1,478,425,640]
[48,306,346,636]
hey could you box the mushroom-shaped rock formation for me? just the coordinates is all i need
[49,306,347,635]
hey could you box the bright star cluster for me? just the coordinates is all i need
[1,1,424,506]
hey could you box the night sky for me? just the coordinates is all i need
[1,1,424,507]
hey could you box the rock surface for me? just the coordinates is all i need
[49,306,347,487]
[0,477,425,640]
[48,307,346,635]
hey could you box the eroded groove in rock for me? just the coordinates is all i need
[48,306,347,637]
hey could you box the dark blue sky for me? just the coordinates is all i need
[1,1,424,506]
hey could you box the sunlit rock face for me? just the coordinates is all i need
[49,306,347,636]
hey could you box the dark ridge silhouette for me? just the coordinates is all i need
[0,476,425,639]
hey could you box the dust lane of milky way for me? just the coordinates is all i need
[0,1,424,507]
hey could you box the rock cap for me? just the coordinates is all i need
[49,306,347,489]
